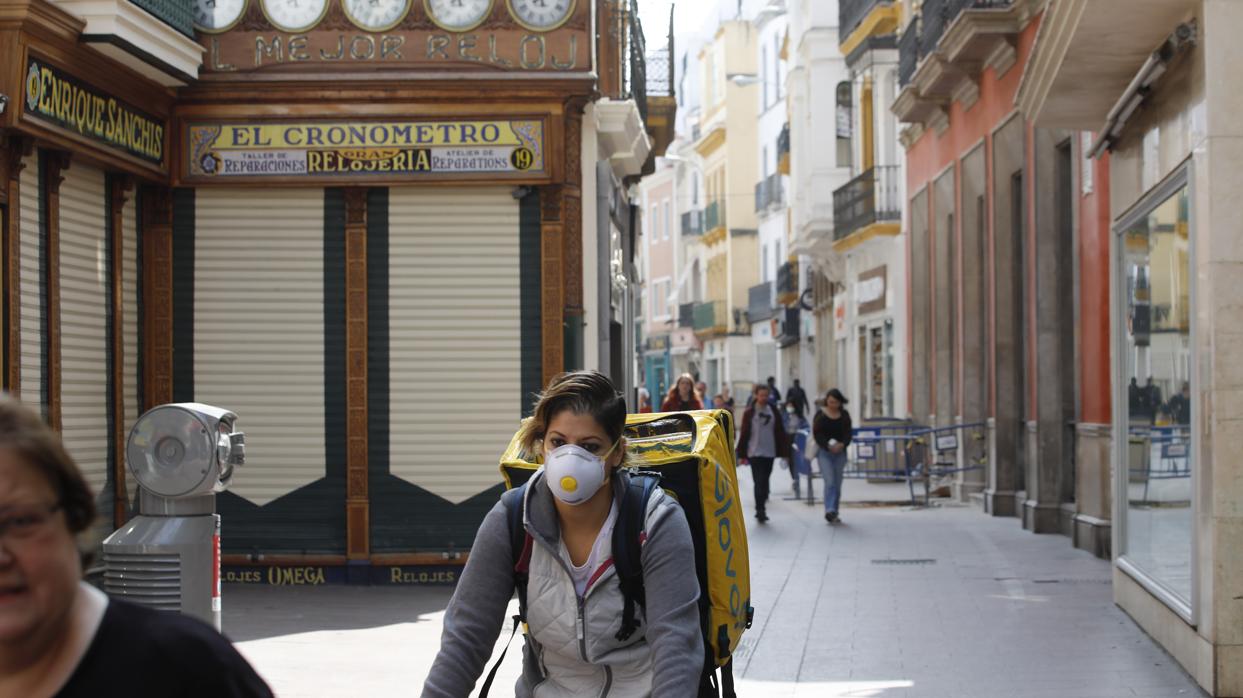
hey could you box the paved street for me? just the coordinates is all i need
[225,472,1205,697]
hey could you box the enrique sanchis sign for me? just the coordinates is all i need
[23,57,165,166]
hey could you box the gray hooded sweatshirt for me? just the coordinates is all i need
[421,469,704,697]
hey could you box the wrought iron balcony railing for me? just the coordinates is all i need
[681,210,703,236]
[693,300,728,336]
[678,302,696,328]
[839,0,895,46]
[766,173,785,207]
[906,0,1012,85]
[774,307,800,348]
[747,282,775,323]
[777,261,800,305]
[777,123,791,160]
[705,200,725,232]
[898,18,920,87]
[132,0,194,37]
[833,165,902,242]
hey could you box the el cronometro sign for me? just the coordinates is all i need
[186,119,545,181]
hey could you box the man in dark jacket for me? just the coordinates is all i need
[737,384,791,523]
[786,379,809,418]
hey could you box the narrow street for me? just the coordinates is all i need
[225,472,1204,698]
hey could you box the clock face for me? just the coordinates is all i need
[506,0,574,32]
[260,0,328,32]
[425,0,493,32]
[194,0,247,32]
[344,0,411,31]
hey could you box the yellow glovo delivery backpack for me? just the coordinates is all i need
[498,409,754,698]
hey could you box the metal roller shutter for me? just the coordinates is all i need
[194,188,326,506]
[18,155,42,416]
[58,165,109,497]
[388,188,521,504]
[122,193,140,503]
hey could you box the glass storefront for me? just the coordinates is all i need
[1117,170,1193,610]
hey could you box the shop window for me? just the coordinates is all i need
[836,81,852,169]
[1116,169,1193,613]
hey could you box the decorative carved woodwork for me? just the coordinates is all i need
[344,188,369,559]
[109,176,133,528]
[3,137,34,395]
[42,151,70,432]
[142,187,174,408]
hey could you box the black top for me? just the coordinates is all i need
[812,409,853,451]
[56,599,273,698]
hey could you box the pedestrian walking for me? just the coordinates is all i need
[785,379,809,418]
[637,387,653,413]
[783,401,809,498]
[422,371,703,697]
[720,384,736,411]
[737,384,791,523]
[813,388,853,524]
[0,394,273,698]
[695,381,709,406]
[766,376,783,403]
[660,373,703,412]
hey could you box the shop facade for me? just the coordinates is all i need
[1020,0,1241,693]
[3,0,660,584]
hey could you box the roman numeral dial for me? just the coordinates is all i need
[507,0,574,32]
[425,0,493,32]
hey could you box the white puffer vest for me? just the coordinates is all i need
[518,470,678,698]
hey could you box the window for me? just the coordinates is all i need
[1117,169,1193,613]
[762,245,769,282]
[664,201,672,241]
[650,204,659,240]
[836,81,852,169]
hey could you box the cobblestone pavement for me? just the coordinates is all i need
[225,475,1206,697]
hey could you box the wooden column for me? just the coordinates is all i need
[42,151,69,432]
[109,176,132,528]
[539,103,587,384]
[344,189,369,560]
[541,188,565,384]
[2,136,32,395]
[562,106,585,326]
[142,187,174,408]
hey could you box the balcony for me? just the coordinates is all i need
[898,18,920,87]
[774,308,800,348]
[693,301,728,338]
[681,210,703,236]
[767,173,785,207]
[678,302,696,329]
[777,124,791,175]
[777,261,800,306]
[833,166,902,248]
[839,0,901,55]
[754,174,786,214]
[53,0,203,85]
[597,0,654,178]
[704,201,727,244]
[748,282,776,324]
[892,0,1031,135]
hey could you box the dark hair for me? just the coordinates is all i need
[0,393,95,533]
[517,371,628,461]
[824,388,849,405]
[753,383,770,395]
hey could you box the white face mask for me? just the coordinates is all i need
[544,442,617,505]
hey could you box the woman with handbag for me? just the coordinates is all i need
[812,389,853,524]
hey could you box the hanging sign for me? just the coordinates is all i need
[856,266,887,315]
[185,118,545,182]
[22,57,166,166]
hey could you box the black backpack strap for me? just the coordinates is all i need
[482,485,532,698]
[500,484,532,623]
[612,472,660,642]
[719,658,736,698]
